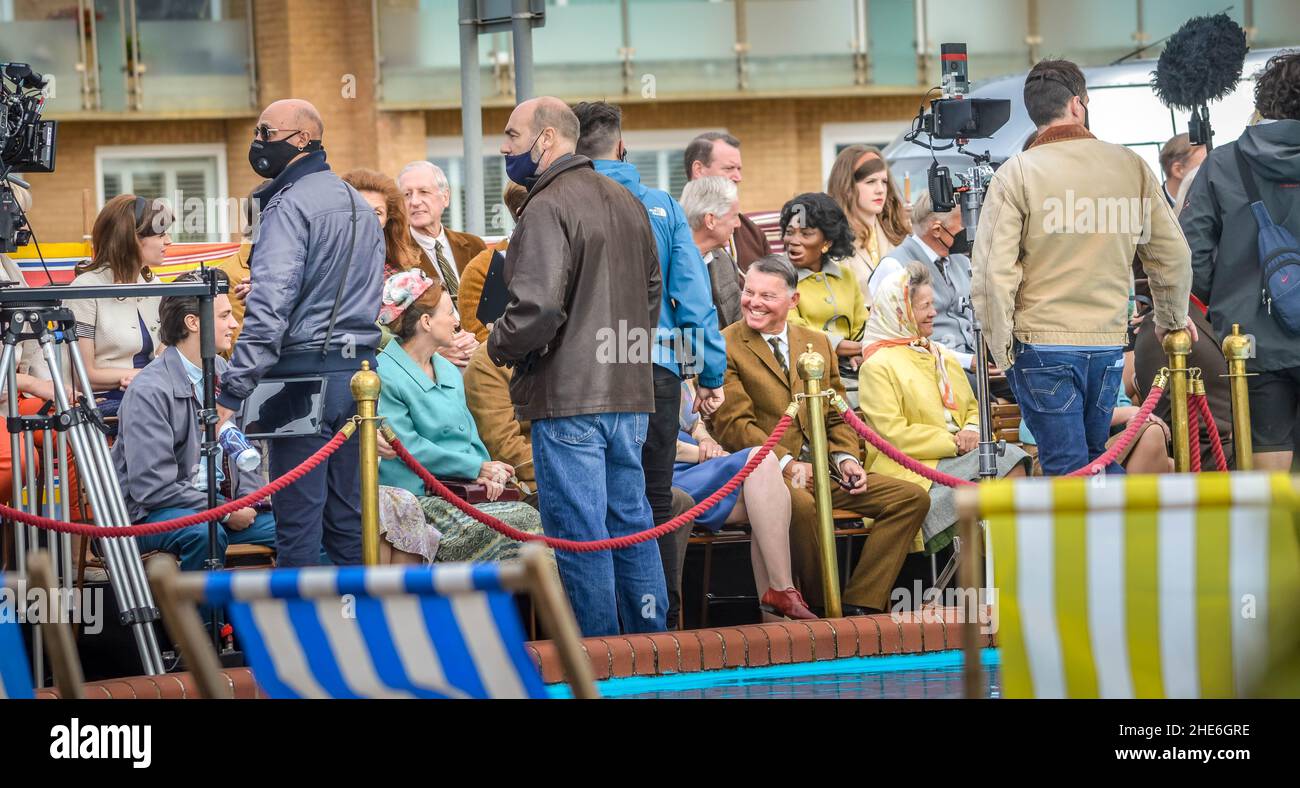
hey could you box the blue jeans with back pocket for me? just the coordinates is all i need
[531,411,668,637]
[1007,345,1125,476]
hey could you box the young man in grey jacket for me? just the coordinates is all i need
[1181,52,1300,472]
[215,99,385,566]
[114,270,275,570]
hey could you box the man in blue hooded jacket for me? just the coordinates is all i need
[573,101,728,626]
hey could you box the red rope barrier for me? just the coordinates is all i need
[1188,395,1202,473]
[1195,393,1230,472]
[0,428,353,538]
[387,414,796,553]
[834,386,1167,484]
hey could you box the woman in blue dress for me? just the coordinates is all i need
[674,382,815,620]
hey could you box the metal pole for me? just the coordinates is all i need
[1222,323,1253,471]
[352,362,382,566]
[914,0,928,86]
[972,317,999,480]
[1163,329,1193,472]
[796,343,841,619]
[511,0,535,102]
[852,0,870,86]
[199,268,221,648]
[618,0,633,95]
[734,0,750,91]
[459,0,486,237]
[958,499,980,698]
[246,0,259,109]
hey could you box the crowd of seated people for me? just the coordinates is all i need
[39,113,1221,633]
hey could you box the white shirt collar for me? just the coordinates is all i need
[702,250,715,265]
[910,233,942,264]
[759,324,789,349]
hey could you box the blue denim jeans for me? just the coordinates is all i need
[531,411,668,637]
[1007,345,1125,476]
[135,505,277,572]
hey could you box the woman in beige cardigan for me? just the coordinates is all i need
[63,195,169,414]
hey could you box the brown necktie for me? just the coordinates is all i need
[433,241,459,300]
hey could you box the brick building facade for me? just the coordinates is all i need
[23,0,923,243]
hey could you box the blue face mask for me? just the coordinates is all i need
[505,133,543,187]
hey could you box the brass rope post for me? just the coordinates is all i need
[1221,324,1254,471]
[796,343,842,619]
[1162,330,1193,472]
[351,361,382,566]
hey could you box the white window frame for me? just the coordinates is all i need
[819,121,911,185]
[94,143,231,239]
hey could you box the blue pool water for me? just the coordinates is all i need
[548,649,1001,699]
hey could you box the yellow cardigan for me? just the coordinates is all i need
[787,259,869,349]
[857,344,980,493]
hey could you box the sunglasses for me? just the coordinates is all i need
[254,124,305,142]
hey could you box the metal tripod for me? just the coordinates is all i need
[1,301,164,675]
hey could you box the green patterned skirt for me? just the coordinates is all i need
[419,495,547,563]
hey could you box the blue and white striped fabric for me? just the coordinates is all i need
[0,574,35,700]
[202,564,547,699]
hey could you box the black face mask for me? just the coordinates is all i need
[249,137,321,179]
[941,226,971,256]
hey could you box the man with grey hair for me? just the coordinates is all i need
[397,159,485,367]
[709,254,928,616]
[490,96,666,637]
[868,190,994,392]
[681,175,743,327]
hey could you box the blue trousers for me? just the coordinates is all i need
[1007,345,1126,476]
[135,506,276,571]
[531,412,668,637]
[267,370,363,567]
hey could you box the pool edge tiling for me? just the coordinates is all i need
[526,609,988,685]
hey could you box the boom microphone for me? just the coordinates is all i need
[1151,13,1248,149]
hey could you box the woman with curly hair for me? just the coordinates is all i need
[342,168,425,278]
[780,192,869,374]
[827,145,910,307]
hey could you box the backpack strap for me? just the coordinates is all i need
[1234,143,1268,211]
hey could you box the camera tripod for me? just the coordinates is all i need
[1,299,165,676]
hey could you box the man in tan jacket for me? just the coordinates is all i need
[709,254,927,614]
[972,59,1193,476]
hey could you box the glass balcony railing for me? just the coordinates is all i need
[0,0,255,116]
[0,3,85,113]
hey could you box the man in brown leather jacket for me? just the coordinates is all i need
[488,96,666,637]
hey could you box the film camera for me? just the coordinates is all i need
[2,62,58,254]
[905,43,1010,238]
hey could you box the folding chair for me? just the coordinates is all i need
[1,551,86,699]
[148,543,597,699]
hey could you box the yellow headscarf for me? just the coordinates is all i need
[861,267,958,411]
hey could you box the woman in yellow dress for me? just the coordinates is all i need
[857,263,1031,553]
[827,145,910,309]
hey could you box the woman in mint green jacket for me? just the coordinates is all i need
[376,270,543,563]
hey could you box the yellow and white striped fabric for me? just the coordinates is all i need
[983,472,1300,698]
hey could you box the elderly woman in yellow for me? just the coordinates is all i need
[858,263,1031,553]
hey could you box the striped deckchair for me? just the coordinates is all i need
[959,473,1300,698]
[0,552,86,699]
[149,544,597,699]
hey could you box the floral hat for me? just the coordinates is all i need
[378,268,436,326]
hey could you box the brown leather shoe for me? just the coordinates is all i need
[760,587,818,620]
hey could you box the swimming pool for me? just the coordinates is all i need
[548,649,1001,699]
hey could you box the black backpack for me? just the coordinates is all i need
[1235,145,1300,336]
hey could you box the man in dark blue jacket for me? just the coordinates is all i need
[573,101,728,627]
[216,98,385,566]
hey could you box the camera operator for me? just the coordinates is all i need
[1181,52,1300,472]
[971,59,1193,476]
[214,98,385,567]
